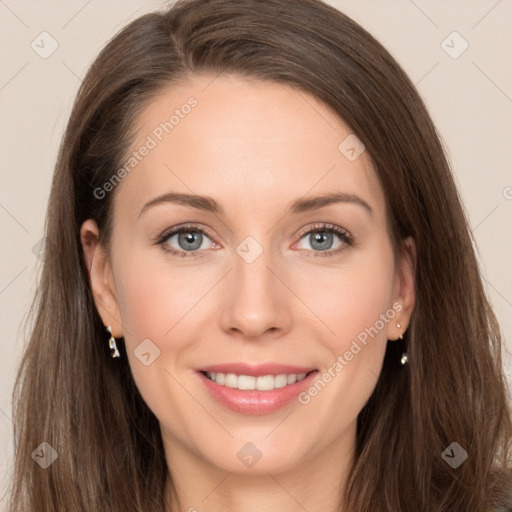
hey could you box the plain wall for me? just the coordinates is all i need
[1,0,511,505]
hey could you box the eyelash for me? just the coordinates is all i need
[155,222,354,259]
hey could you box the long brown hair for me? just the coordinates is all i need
[6,0,512,510]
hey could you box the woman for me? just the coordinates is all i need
[6,0,512,510]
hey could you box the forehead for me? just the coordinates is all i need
[113,73,385,222]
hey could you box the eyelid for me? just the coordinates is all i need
[292,222,354,258]
[155,223,218,244]
[155,222,354,258]
[295,222,351,241]
[154,223,219,259]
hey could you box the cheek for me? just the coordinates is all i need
[292,253,395,441]
[112,255,202,430]
[112,250,221,395]
[294,244,396,350]
[295,241,396,409]
[113,245,202,337]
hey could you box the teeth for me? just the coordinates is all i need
[238,375,256,390]
[225,373,238,388]
[205,371,309,390]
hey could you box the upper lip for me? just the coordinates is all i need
[197,363,317,377]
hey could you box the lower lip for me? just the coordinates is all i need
[197,370,319,415]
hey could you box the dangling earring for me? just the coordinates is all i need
[106,325,120,358]
[397,322,408,366]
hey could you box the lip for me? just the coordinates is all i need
[196,364,319,415]
[198,362,317,377]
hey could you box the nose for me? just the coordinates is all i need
[219,242,292,341]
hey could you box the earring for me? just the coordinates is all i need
[106,325,120,358]
[396,322,408,366]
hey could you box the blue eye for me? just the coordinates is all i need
[156,222,353,259]
[156,224,216,258]
[170,230,206,251]
[295,223,353,258]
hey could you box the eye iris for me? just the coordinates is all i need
[169,228,342,253]
[178,231,202,251]
[310,231,333,251]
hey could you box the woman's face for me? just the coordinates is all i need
[82,73,415,477]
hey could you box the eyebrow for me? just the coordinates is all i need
[138,191,374,218]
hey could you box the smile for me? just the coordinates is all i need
[203,371,310,390]
[197,365,319,415]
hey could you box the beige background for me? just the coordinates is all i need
[1,0,511,503]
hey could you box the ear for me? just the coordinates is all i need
[80,219,124,337]
[389,236,416,340]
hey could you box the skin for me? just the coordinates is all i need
[81,73,416,512]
